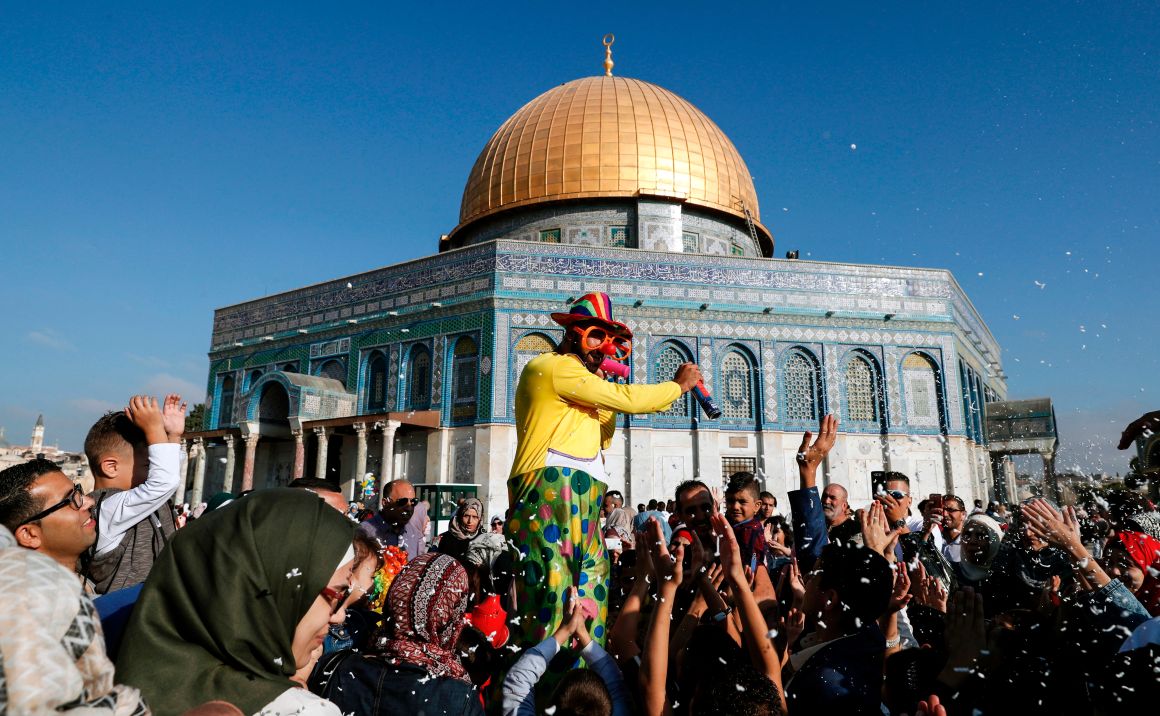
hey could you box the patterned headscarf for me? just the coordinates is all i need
[0,526,148,715]
[447,497,484,541]
[373,552,471,682]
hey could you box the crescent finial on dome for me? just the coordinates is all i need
[603,34,615,76]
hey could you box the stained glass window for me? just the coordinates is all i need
[609,226,628,247]
[845,356,878,422]
[452,336,478,420]
[656,344,692,418]
[721,351,753,419]
[540,228,561,243]
[784,352,819,422]
[367,352,387,412]
[682,231,699,253]
[903,353,939,427]
[407,346,431,410]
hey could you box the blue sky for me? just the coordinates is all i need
[1,2,1156,475]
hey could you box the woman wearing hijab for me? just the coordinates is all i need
[436,497,484,564]
[116,488,358,715]
[0,525,150,715]
[310,552,483,715]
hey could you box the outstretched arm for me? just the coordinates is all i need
[713,513,787,715]
[551,355,684,415]
[788,414,838,573]
[640,518,682,716]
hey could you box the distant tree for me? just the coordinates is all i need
[185,403,206,432]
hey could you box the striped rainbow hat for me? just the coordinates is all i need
[550,292,632,337]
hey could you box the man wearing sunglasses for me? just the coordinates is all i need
[357,479,426,560]
[0,458,97,582]
[507,292,703,650]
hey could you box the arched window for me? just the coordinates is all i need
[783,351,820,422]
[217,374,235,428]
[720,350,754,420]
[406,345,431,410]
[903,353,940,427]
[844,355,878,423]
[247,369,264,391]
[280,362,297,373]
[366,352,387,412]
[514,333,557,383]
[655,343,692,419]
[258,383,289,424]
[452,336,479,420]
[318,359,347,388]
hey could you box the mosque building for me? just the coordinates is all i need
[186,39,1007,526]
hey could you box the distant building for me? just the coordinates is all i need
[0,416,93,491]
[186,49,1008,521]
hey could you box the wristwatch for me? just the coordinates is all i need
[705,606,733,624]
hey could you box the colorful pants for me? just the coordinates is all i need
[505,466,610,650]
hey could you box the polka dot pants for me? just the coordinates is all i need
[505,466,610,650]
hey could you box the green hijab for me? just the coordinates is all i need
[117,488,355,715]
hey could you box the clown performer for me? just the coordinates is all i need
[506,292,702,649]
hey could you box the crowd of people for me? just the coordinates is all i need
[2,294,1159,715]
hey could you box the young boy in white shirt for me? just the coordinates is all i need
[83,394,185,594]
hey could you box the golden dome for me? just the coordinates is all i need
[451,75,772,253]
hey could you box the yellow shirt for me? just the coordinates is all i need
[510,352,682,477]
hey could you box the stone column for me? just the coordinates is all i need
[190,438,207,506]
[176,439,190,504]
[241,433,260,492]
[1043,452,1059,503]
[378,420,399,492]
[222,435,237,493]
[349,422,368,500]
[291,429,306,480]
[313,426,330,480]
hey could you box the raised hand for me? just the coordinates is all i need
[681,526,707,588]
[1022,499,1081,552]
[646,517,683,587]
[887,563,913,613]
[939,588,988,687]
[796,414,838,487]
[917,693,948,716]
[125,395,167,445]
[710,513,746,586]
[778,606,806,646]
[786,559,806,608]
[161,394,187,441]
[860,501,901,560]
[1118,410,1160,450]
[911,562,948,612]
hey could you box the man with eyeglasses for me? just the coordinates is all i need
[938,494,967,564]
[0,458,97,585]
[358,479,426,559]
